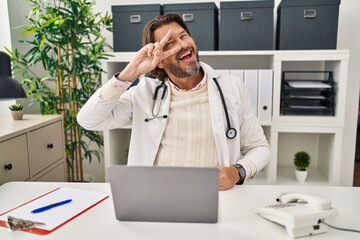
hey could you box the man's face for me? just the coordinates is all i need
[154,22,200,79]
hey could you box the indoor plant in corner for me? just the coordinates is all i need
[294,151,311,182]
[7,0,112,182]
[9,103,24,120]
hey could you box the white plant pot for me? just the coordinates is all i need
[83,173,95,183]
[295,170,308,182]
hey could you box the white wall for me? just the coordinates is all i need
[0,0,15,114]
[336,0,360,185]
[0,0,11,51]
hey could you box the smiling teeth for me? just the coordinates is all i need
[180,51,191,59]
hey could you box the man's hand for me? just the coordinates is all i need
[218,166,240,191]
[117,30,181,82]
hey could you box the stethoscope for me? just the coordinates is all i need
[144,78,237,140]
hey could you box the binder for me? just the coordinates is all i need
[244,70,258,114]
[258,70,273,123]
[0,187,109,235]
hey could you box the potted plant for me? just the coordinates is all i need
[7,0,112,182]
[294,151,311,182]
[9,103,24,120]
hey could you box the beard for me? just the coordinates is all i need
[163,48,201,78]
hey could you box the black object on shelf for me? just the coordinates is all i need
[280,71,336,116]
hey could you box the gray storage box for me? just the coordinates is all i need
[276,0,341,50]
[112,4,162,52]
[219,0,274,50]
[163,2,218,51]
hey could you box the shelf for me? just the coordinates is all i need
[276,166,330,186]
[101,50,353,186]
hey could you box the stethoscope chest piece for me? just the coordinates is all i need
[226,128,237,139]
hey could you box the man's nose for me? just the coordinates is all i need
[176,38,187,49]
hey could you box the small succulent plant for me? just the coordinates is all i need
[9,103,24,111]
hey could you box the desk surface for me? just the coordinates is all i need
[0,182,359,240]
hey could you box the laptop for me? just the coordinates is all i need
[108,165,219,223]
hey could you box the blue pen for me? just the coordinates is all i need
[31,199,72,214]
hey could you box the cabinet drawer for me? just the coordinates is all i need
[28,121,64,176]
[0,135,30,185]
[34,162,66,182]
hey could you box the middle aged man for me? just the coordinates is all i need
[77,14,270,190]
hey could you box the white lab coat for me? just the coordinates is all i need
[77,62,270,173]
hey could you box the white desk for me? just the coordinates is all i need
[0,182,359,240]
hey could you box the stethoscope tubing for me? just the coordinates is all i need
[148,78,237,139]
[212,78,237,139]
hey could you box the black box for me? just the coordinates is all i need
[112,4,162,52]
[162,2,219,51]
[276,0,341,50]
[219,0,274,50]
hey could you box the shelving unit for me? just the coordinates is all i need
[101,50,353,186]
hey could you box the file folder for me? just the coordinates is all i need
[244,70,258,114]
[258,70,273,123]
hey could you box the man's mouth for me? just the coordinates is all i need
[178,50,193,61]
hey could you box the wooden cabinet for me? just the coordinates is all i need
[101,50,356,186]
[0,114,66,185]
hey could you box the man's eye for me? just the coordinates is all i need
[180,34,188,39]
[165,42,173,48]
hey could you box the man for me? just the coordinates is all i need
[77,14,270,190]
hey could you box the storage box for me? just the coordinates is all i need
[112,4,162,52]
[162,2,219,51]
[276,0,341,50]
[219,0,274,50]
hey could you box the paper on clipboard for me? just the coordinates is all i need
[0,187,109,235]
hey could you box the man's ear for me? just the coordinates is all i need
[157,61,164,69]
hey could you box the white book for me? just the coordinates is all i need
[244,70,258,114]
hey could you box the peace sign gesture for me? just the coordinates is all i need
[118,30,181,82]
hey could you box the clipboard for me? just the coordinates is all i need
[0,187,109,235]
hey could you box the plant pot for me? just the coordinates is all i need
[83,173,95,183]
[295,170,308,182]
[11,110,23,120]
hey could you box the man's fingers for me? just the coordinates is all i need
[159,30,173,46]
[162,45,181,60]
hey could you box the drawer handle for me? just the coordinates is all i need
[47,143,54,149]
[304,9,316,18]
[4,163,13,171]
[182,13,194,22]
[241,12,253,20]
[130,15,141,23]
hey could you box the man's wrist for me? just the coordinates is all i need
[117,65,140,82]
[231,165,240,184]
